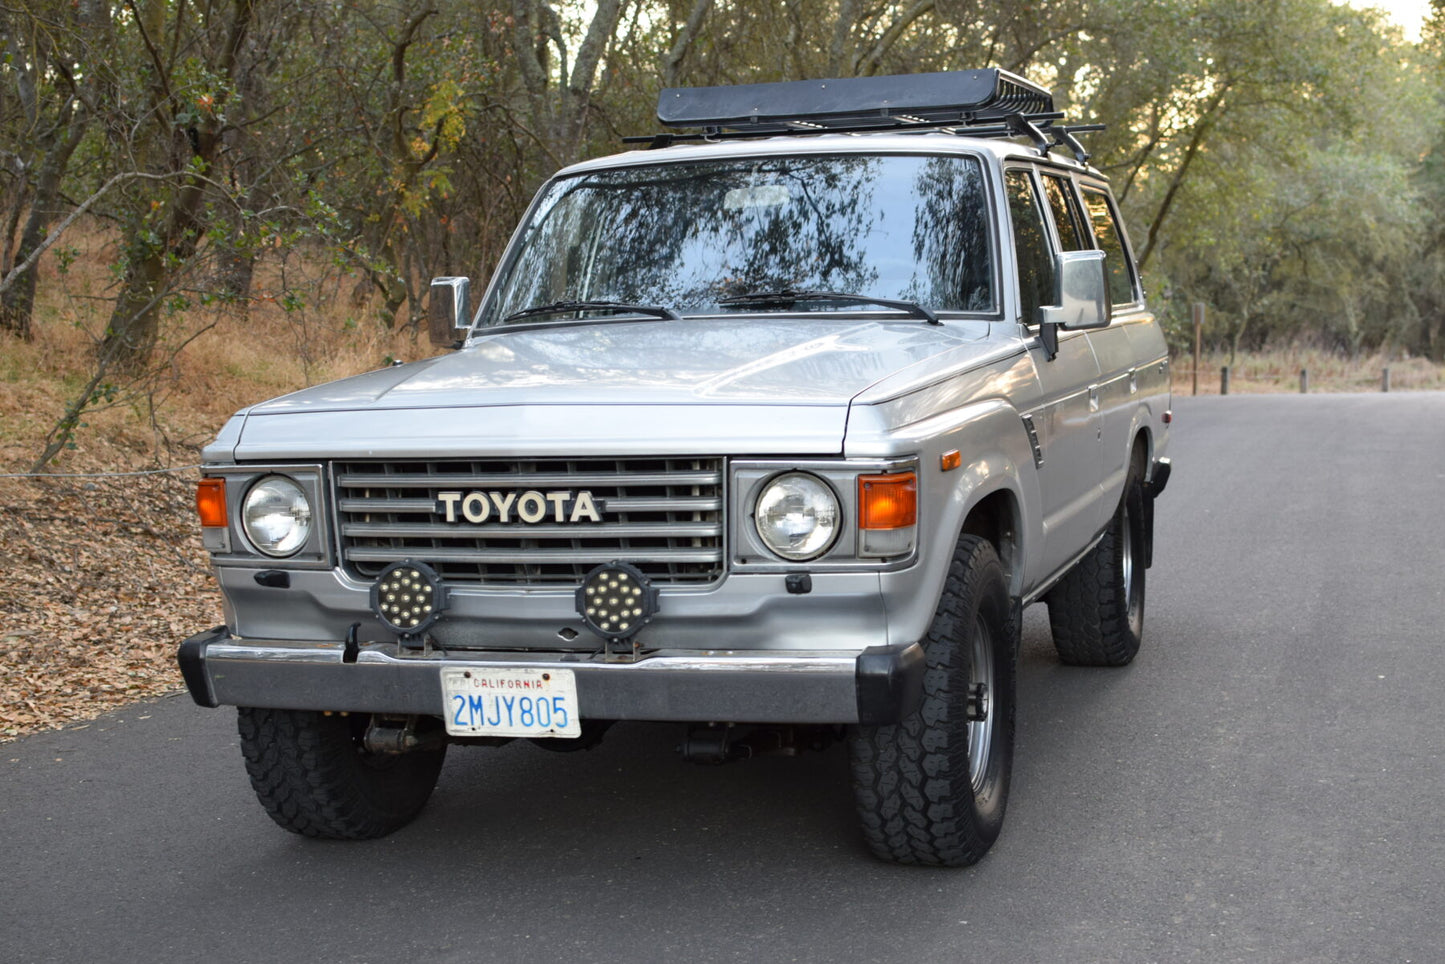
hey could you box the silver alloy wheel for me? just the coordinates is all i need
[968,613,996,794]
[1121,501,1134,614]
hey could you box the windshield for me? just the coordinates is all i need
[483,153,996,324]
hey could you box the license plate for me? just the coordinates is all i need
[441,667,580,739]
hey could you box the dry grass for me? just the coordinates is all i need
[0,224,433,741]
[2,225,1443,740]
[1172,348,1445,395]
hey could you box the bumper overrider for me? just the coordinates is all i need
[177,627,925,727]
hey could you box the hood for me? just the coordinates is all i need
[227,317,992,460]
[251,317,988,412]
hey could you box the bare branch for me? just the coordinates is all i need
[510,0,549,105]
[662,0,714,88]
[0,170,238,297]
[569,0,626,109]
[829,0,862,76]
[856,0,936,77]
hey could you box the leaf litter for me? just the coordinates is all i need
[0,467,220,741]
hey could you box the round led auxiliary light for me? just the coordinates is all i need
[369,560,448,637]
[575,562,658,644]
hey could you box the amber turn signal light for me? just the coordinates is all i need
[196,478,227,528]
[858,472,917,530]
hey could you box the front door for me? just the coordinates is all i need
[1005,167,1104,578]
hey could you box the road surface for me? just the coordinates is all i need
[3,393,1442,963]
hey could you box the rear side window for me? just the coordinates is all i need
[1042,175,1088,252]
[1005,171,1057,325]
[1081,188,1138,306]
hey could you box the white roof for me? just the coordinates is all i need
[557,131,1100,179]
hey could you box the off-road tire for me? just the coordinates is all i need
[1046,456,1147,666]
[237,708,446,840]
[849,535,1017,867]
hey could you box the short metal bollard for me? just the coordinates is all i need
[1220,366,1230,396]
[1382,367,1391,393]
[1300,369,1309,393]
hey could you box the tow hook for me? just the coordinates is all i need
[678,724,765,764]
[362,716,445,755]
[676,728,803,763]
[677,724,842,764]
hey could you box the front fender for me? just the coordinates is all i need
[850,397,1040,649]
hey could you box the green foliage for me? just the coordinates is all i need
[4,0,1445,361]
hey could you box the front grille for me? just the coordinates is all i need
[333,458,725,586]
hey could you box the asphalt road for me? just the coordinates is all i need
[3,393,1442,964]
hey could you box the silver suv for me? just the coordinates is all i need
[179,69,1172,867]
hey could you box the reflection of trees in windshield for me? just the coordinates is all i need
[908,157,995,311]
[489,154,996,321]
[725,158,879,297]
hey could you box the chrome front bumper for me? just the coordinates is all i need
[178,627,924,726]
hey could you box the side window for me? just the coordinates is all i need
[1081,188,1139,306]
[1042,174,1088,251]
[1005,170,1057,325]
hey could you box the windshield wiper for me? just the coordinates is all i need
[717,289,940,325]
[502,300,681,324]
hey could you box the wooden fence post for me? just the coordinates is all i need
[1300,369,1309,393]
[1382,368,1391,393]
[1191,303,1204,397]
[1221,366,1230,396]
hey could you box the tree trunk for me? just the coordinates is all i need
[0,0,97,341]
[1137,87,1229,272]
[216,243,257,306]
[661,0,714,88]
[99,0,255,372]
[1,107,86,341]
[98,252,169,370]
[511,0,628,165]
[856,0,936,77]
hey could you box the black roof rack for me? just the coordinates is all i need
[626,69,1103,163]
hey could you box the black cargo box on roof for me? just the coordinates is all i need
[656,69,1054,132]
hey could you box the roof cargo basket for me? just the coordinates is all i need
[657,69,1052,131]
[629,69,1102,163]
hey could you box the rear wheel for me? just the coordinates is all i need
[849,535,1017,867]
[1046,453,1147,666]
[237,708,446,840]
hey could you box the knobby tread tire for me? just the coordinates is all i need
[1046,460,1147,667]
[849,536,1017,867]
[237,707,446,840]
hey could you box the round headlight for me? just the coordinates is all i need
[242,476,313,557]
[754,472,840,561]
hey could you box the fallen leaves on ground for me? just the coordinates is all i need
[0,467,220,741]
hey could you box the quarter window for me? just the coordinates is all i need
[1081,188,1138,306]
[1042,175,1088,252]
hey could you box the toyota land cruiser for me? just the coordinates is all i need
[179,69,1172,866]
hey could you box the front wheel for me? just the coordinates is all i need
[237,708,447,840]
[848,535,1017,867]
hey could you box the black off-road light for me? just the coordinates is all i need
[576,562,658,644]
[370,560,448,638]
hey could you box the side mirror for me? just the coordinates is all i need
[1038,250,1109,361]
[428,277,472,347]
